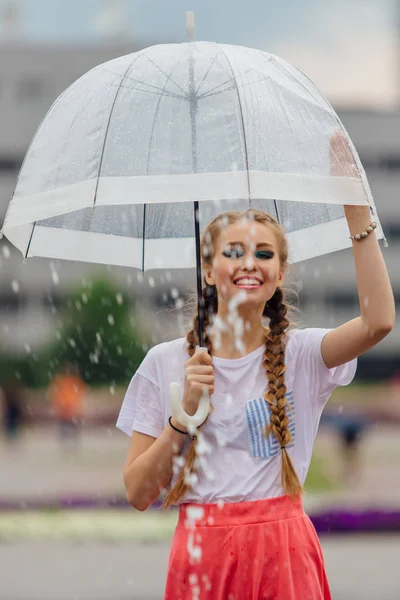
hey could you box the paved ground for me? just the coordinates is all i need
[1,536,400,600]
[1,425,400,599]
[2,424,400,508]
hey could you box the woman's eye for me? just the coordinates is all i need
[255,250,274,260]
[222,248,244,259]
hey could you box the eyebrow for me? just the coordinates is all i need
[225,241,275,249]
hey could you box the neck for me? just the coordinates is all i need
[209,304,266,358]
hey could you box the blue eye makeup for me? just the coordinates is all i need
[222,245,274,260]
[255,250,274,260]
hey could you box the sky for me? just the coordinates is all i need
[0,0,399,108]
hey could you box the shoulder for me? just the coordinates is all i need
[138,337,188,380]
[286,327,331,363]
[145,337,188,361]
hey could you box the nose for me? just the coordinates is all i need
[243,252,257,271]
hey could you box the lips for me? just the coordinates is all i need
[233,277,263,287]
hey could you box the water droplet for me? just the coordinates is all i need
[149,277,155,288]
[109,385,115,396]
[363,296,369,308]
[50,262,59,285]
[2,245,10,258]
[116,293,123,305]
[24,344,31,354]
[11,280,19,293]
[175,298,184,310]
[171,288,179,299]
[81,293,88,303]
[68,338,76,348]
[108,314,115,326]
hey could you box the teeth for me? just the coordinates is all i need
[234,278,261,286]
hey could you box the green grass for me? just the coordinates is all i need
[0,510,178,542]
[304,452,338,493]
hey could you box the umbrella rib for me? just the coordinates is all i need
[220,49,252,204]
[24,219,36,260]
[141,59,186,272]
[144,56,189,97]
[141,203,146,273]
[197,85,236,100]
[197,77,237,100]
[93,56,142,207]
[118,77,187,100]
[100,65,187,99]
[194,50,223,96]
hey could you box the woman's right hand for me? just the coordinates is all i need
[182,349,214,416]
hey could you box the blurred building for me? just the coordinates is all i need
[0,40,398,378]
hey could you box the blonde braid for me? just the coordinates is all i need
[162,284,216,510]
[263,287,303,498]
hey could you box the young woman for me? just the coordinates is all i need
[117,193,394,599]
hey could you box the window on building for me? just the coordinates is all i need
[0,156,22,172]
[361,154,400,173]
[17,78,45,102]
[383,224,400,242]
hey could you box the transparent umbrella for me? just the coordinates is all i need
[0,37,384,344]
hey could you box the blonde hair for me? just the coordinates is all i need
[163,210,302,509]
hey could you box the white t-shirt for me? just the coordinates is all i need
[116,328,357,504]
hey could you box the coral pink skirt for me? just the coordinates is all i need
[165,495,331,600]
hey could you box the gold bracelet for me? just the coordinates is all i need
[350,221,377,241]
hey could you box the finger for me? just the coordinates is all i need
[185,365,213,375]
[192,382,214,395]
[190,351,212,365]
[187,375,214,385]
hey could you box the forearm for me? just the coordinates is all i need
[345,205,395,333]
[124,417,187,511]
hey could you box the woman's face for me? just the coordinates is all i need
[204,219,285,311]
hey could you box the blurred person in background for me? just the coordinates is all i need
[0,374,24,448]
[49,362,87,453]
[323,409,370,484]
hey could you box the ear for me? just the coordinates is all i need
[277,267,285,287]
[204,266,215,286]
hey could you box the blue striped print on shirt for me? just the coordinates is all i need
[246,391,295,459]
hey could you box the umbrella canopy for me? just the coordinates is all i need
[1,41,383,269]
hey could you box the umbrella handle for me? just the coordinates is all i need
[169,347,211,429]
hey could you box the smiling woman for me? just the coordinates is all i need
[118,194,393,599]
[204,217,285,318]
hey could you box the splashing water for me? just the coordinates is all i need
[107,314,115,326]
[11,280,20,293]
[2,244,10,258]
[50,261,60,285]
[188,573,201,600]
[116,293,123,305]
[175,298,184,311]
[185,506,204,565]
[227,290,247,354]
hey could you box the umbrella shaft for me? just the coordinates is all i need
[194,201,205,347]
